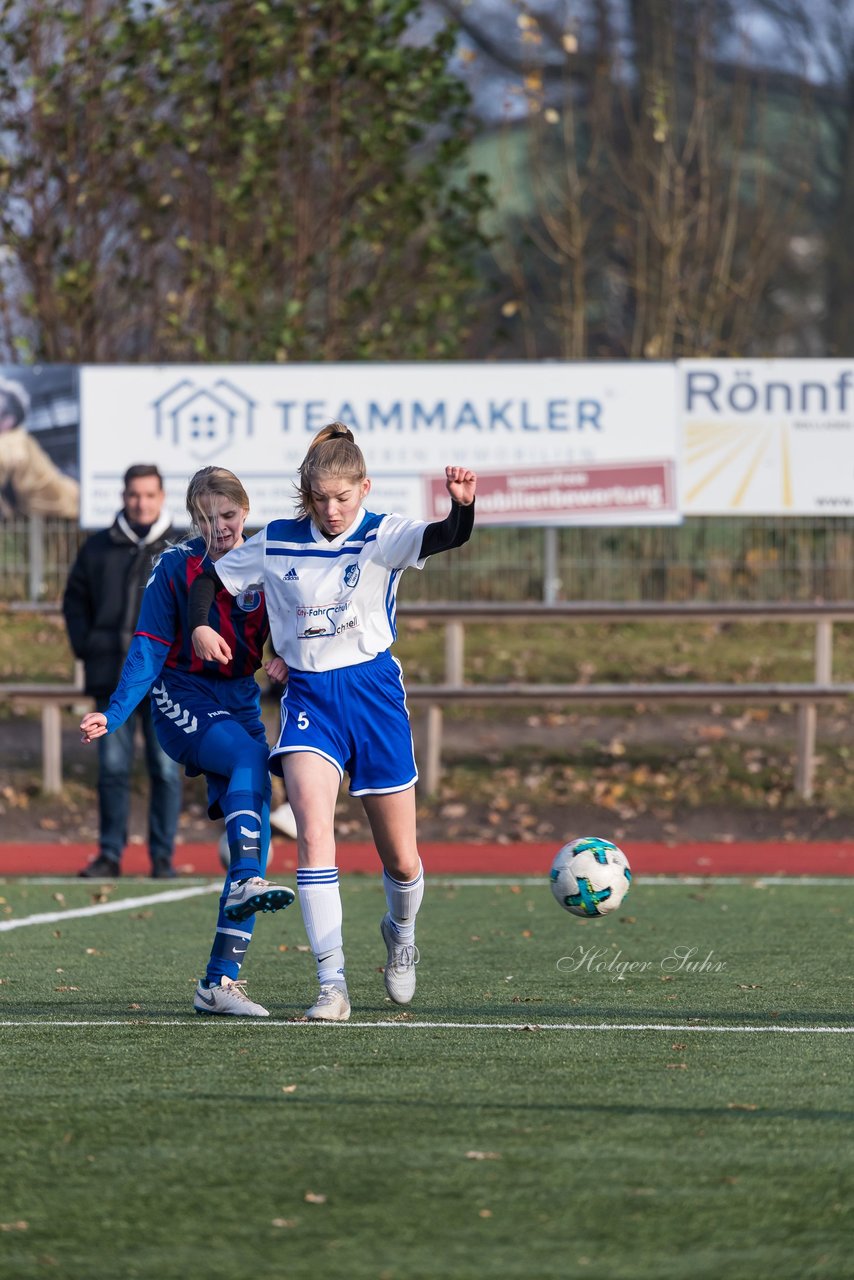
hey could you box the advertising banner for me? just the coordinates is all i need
[78,362,680,528]
[680,359,854,515]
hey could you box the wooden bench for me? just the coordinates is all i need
[406,681,854,797]
[0,682,92,794]
[395,603,854,797]
[5,601,854,800]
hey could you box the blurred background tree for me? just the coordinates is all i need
[0,0,491,362]
[433,0,854,359]
[3,0,854,363]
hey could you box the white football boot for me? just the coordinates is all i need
[193,976,270,1017]
[380,913,420,1004]
[224,876,295,923]
[305,983,351,1022]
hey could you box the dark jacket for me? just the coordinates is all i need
[62,510,178,698]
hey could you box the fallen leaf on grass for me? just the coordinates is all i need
[54,985,79,992]
[727,1102,759,1111]
[271,1219,298,1229]
[466,1151,501,1161]
[0,1221,28,1232]
[281,1084,298,1093]
[304,1192,327,1204]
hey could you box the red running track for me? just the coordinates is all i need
[2,841,854,877]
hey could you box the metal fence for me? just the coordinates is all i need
[3,514,854,605]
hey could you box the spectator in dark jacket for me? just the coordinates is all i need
[63,464,183,877]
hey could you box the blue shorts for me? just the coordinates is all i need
[150,669,266,772]
[269,650,417,796]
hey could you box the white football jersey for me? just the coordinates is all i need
[215,508,428,672]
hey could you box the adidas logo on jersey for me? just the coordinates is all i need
[283,567,300,581]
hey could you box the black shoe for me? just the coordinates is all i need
[78,856,121,879]
[151,862,176,879]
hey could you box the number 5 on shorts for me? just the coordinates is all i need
[297,711,310,730]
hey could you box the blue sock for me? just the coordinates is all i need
[222,791,264,881]
[205,894,255,984]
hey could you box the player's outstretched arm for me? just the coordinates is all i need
[79,632,171,743]
[419,467,477,559]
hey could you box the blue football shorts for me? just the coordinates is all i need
[150,668,267,773]
[269,649,418,796]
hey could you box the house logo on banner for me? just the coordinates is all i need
[151,378,256,461]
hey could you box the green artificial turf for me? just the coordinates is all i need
[1,876,853,1280]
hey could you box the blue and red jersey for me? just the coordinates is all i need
[103,537,269,733]
[138,539,268,678]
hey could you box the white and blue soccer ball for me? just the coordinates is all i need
[549,836,632,918]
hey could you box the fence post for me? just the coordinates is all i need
[543,527,560,603]
[419,621,464,796]
[445,619,464,685]
[795,618,833,800]
[422,704,443,796]
[28,514,45,603]
[41,702,62,794]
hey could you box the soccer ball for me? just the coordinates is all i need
[549,836,632,918]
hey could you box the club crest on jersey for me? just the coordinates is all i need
[343,563,360,588]
[236,589,261,612]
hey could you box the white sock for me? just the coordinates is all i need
[383,862,424,945]
[297,867,345,985]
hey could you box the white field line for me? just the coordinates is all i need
[0,1019,852,1034]
[0,883,220,932]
